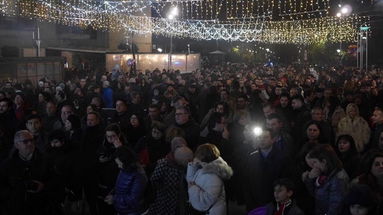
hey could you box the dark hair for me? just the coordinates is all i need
[336,134,357,155]
[273,178,296,193]
[149,104,160,110]
[214,101,229,116]
[48,129,66,143]
[266,113,283,122]
[195,143,220,163]
[113,146,138,171]
[344,184,377,210]
[307,144,343,175]
[105,123,122,136]
[25,114,42,122]
[303,120,327,143]
[280,93,289,99]
[291,95,304,103]
[67,114,81,130]
[360,151,383,175]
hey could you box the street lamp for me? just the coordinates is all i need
[167,6,178,70]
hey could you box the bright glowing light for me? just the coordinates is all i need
[336,49,341,53]
[266,48,270,52]
[336,12,342,17]
[168,6,178,19]
[252,127,263,137]
[157,48,163,52]
[341,7,349,14]
[339,5,352,16]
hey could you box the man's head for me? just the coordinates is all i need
[291,96,304,110]
[174,146,194,167]
[279,93,290,108]
[172,96,188,109]
[115,99,128,114]
[266,113,283,134]
[371,107,383,125]
[262,103,276,118]
[25,114,43,135]
[148,104,160,120]
[60,104,73,122]
[273,178,295,203]
[311,106,324,122]
[0,98,11,114]
[236,95,247,110]
[14,130,35,160]
[175,106,191,125]
[254,128,275,150]
[87,112,101,127]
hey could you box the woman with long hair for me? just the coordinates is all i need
[335,135,361,179]
[302,144,349,215]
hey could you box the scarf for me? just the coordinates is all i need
[274,199,292,215]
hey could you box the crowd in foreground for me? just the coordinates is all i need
[1,63,383,215]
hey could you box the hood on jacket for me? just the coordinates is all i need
[200,157,233,180]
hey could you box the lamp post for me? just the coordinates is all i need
[167,7,178,71]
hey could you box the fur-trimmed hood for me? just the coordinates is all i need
[200,157,233,180]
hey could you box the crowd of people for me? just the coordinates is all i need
[0,63,383,215]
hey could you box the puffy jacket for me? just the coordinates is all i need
[186,157,233,215]
[304,169,349,215]
[113,167,147,215]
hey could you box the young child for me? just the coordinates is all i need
[264,178,304,215]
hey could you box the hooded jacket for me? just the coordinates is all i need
[186,157,233,215]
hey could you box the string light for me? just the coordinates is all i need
[0,0,371,45]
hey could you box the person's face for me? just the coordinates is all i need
[215,105,224,114]
[0,101,9,114]
[80,79,87,88]
[289,88,298,97]
[91,97,101,108]
[338,138,351,153]
[307,124,320,140]
[61,106,73,122]
[50,139,64,148]
[87,114,99,127]
[306,158,327,173]
[280,97,289,108]
[236,98,246,109]
[38,94,45,103]
[257,131,274,150]
[106,131,119,144]
[116,101,127,113]
[148,107,160,119]
[266,118,282,133]
[275,87,282,96]
[348,107,357,119]
[130,115,140,127]
[115,158,124,169]
[64,120,72,131]
[262,106,274,117]
[220,91,229,101]
[175,98,188,108]
[371,157,383,177]
[151,128,163,140]
[274,185,293,203]
[14,95,23,105]
[371,110,383,124]
[26,118,42,134]
[175,109,189,125]
[46,102,56,116]
[349,204,369,215]
[291,99,302,110]
[311,109,323,121]
[15,133,35,157]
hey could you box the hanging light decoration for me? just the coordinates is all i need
[0,0,370,44]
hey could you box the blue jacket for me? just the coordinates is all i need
[304,169,349,215]
[103,87,114,108]
[113,168,147,215]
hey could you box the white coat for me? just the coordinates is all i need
[186,157,233,215]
